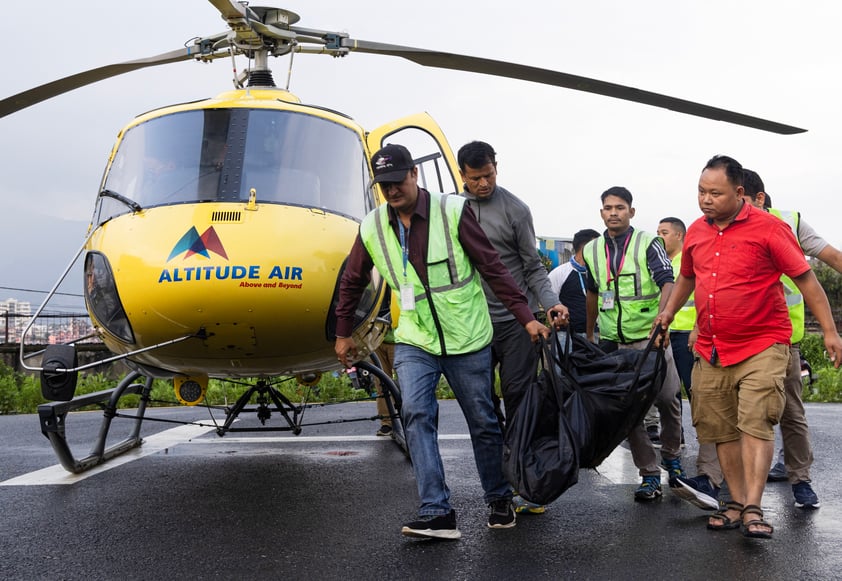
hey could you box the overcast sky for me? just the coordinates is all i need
[2,0,840,310]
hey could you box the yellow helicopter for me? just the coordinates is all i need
[1,1,804,473]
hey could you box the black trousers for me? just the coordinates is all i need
[489,318,540,431]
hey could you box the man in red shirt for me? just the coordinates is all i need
[654,155,842,540]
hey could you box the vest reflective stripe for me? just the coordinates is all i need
[671,252,696,331]
[770,208,805,343]
[360,192,492,355]
[585,230,661,342]
[785,291,804,307]
[371,195,477,303]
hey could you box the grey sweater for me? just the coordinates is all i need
[462,185,558,322]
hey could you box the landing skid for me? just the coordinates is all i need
[37,364,407,474]
[38,371,151,474]
[214,361,406,455]
[356,359,407,455]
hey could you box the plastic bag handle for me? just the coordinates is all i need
[630,328,668,388]
[536,333,565,404]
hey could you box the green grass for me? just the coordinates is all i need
[800,333,842,402]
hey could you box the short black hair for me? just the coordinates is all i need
[743,168,772,210]
[704,155,743,187]
[572,229,601,252]
[601,186,633,205]
[457,141,496,171]
[659,216,686,236]
[742,168,765,200]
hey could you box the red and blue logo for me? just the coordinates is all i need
[167,226,229,262]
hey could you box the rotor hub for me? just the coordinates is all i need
[249,7,300,28]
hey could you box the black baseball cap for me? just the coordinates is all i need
[371,144,414,184]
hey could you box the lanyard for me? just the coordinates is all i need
[570,257,587,296]
[398,220,410,279]
[605,234,631,285]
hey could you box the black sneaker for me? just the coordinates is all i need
[767,461,788,482]
[401,509,461,540]
[792,481,821,509]
[376,424,393,437]
[487,498,516,529]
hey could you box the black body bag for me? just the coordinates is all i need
[557,330,667,469]
[502,336,580,505]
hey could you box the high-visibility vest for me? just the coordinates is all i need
[360,192,492,355]
[584,230,661,342]
[770,208,805,344]
[671,252,696,332]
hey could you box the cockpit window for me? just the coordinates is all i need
[97,108,368,224]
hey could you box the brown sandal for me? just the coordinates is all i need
[741,504,774,539]
[707,501,744,531]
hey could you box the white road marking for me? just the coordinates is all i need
[0,423,217,486]
[2,421,640,487]
[184,434,473,444]
[590,446,640,485]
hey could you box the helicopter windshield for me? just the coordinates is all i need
[97,108,369,222]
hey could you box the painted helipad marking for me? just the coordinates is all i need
[184,434,472,444]
[2,421,640,487]
[590,445,640,485]
[0,423,217,486]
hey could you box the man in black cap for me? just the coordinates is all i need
[334,143,549,540]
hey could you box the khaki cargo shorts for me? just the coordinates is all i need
[690,343,788,443]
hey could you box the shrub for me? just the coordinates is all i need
[804,367,842,403]
[0,372,18,414]
[16,375,44,412]
[800,333,842,402]
[800,333,831,371]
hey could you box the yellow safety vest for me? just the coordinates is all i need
[770,208,805,344]
[360,192,492,355]
[584,230,661,343]
[671,252,696,332]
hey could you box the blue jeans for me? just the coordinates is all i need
[394,343,512,516]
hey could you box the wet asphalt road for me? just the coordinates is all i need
[1,401,841,580]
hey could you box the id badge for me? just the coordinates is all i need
[400,283,416,311]
[601,291,615,311]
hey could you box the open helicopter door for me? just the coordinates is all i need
[366,112,461,199]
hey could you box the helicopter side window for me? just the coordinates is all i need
[370,126,459,196]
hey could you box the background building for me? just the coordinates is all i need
[537,236,573,270]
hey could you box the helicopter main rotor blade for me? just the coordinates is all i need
[208,0,253,20]
[343,39,805,135]
[0,47,223,118]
